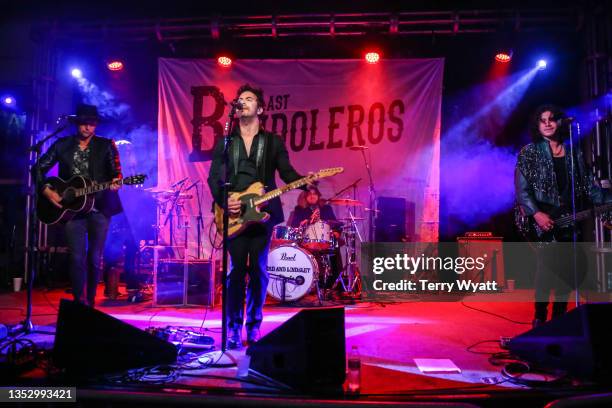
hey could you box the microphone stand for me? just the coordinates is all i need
[199,99,239,367]
[13,120,69,336]
[359,149,376,242]
[567,121,580,307]
[327,178,361,202]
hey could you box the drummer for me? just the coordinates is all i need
[289,186,342,290]
[289,185,338,228]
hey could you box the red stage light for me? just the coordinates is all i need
[218,56,232,67]
[107,60,124,71]
[365,52,380,64]
[495,52,512,63]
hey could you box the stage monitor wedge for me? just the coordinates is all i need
[53,299,177,375]
[507,303,612,381]
[246,306,346,392]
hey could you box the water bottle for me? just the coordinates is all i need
[347,345,361,394]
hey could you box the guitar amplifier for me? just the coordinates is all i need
[456,232,505,287]
[153,259,215,307]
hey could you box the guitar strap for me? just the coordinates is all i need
[256,133,266,185]
[232,136,240,177]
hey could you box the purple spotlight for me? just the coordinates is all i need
[536,59,547,70]
[2,96,15,106]
[71,68,83,79]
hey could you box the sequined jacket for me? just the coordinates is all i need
[515,139,608,216]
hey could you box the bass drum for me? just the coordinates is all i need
[266,245,318,301]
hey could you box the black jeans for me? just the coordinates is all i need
[533,240,583,322]
[227,223,272,332]
[64,211,110,307]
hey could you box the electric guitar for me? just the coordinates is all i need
[214,167,344,238]
[37,174,147,225]
[514,202,612,242]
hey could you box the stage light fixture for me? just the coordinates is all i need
[365,52,380,64]
[107,60,124,71]
[2,96,15,107]
[71,68,83,79]
[217,56,232,67]
[495,51,512,63]
[537,59,547,70]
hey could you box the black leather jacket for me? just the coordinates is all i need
[515,139,608,216]
[34,135,123,217]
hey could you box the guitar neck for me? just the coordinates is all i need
[75,179,123,198]
[555,203,612,227]
[253,177,311,206]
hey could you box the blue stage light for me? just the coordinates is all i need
[536,59,547,70]
[71,68,83,79]
[2,96,15,107]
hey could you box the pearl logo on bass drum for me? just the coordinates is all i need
[280,253,297,261]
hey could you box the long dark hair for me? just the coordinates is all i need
[528,104,569,143]
[297,186,323,208]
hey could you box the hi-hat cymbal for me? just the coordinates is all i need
[327,198,364,206]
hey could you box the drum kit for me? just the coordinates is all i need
[144,177,202,255]
[266,198,364,303]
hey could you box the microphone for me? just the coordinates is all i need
[185,180,200,191]
[231,99,244,111]
[556,116,575,125]
[171,177,189,188]
[349,145,368,151]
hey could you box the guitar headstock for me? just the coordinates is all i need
[313,167,344,179]
[124,174,147,186]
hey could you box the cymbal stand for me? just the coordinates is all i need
[334,210,362,296]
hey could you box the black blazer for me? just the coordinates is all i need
[207,129,304,226]
[34,135,123,217]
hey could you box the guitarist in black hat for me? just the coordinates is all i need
[207,84,308,348]
[34,104,123,307]
[515,105,611,327]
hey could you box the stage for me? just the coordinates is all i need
[2,284,608,406]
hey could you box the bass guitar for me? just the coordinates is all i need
[514,202,612,242]
[37,174,146,225]
[214,167,344,238]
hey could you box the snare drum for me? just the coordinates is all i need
[266,245,318,301]
[271,225,301,246]
[301,221,336,252]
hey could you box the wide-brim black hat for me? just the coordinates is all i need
[70,103,100,124]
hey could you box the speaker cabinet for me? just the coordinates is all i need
[375,197,415,242]
[246,307,346,392]
[154,259,215,306]
[508,303,612,381]
[53,299,177,375]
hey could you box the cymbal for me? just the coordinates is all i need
[338,217,365,222]
[144,188,173,194]
[327,198,364,206]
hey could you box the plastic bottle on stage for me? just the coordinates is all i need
[347,345,361,395]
